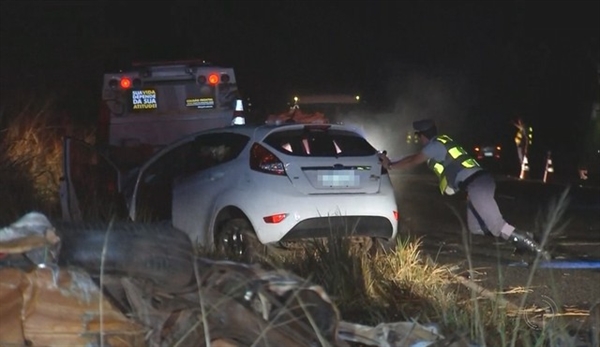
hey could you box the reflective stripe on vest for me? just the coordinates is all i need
[427,135,480,194]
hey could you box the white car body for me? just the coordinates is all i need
[67,122,399,251]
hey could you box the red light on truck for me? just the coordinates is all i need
[120,77,132,89]
[208,73,219,85]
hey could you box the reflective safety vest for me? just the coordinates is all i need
[427,135,481,195]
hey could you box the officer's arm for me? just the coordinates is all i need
[388,151,428,170]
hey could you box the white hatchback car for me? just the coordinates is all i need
[62,122,400,257]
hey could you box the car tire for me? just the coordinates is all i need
[215,218,267,263]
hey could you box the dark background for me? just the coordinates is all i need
[1,1,599,178]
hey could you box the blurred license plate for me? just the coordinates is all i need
[484,152,493,157]
[318,170,359,187]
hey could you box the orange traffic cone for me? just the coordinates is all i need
[519,155,530,180]
[231,99,245,125]
[543,151,554,183]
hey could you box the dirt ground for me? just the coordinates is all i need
[391,172,600,340]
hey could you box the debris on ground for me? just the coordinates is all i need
[0,212,508,346]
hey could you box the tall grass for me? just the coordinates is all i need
[0,98,94,225]
[266,236,497,343]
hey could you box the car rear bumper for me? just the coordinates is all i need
[279,215,393,241]
[235,191,398,244]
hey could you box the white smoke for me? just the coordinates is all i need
[342,67,475,162]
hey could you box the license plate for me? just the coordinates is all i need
[318,170,359,187]
[484,152,493,157]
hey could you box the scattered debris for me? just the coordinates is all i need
[0,266,146,346]
[5,212,561,347]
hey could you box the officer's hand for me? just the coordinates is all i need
[378,151,391,169]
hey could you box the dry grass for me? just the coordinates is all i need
[0,98,94,224]
[268,237,467,332]
[258,205,581,347]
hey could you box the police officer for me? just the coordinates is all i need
[379,119,550,259]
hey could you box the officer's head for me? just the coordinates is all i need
[413,119,437,140]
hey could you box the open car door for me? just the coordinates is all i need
[59,137,129,222]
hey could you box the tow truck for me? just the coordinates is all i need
[60,60,245,221]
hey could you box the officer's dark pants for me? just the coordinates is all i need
[465,173,515,240]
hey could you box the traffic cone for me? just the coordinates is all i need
[231,99,245,125]
[519,154,530,180]
[543,151,554,183]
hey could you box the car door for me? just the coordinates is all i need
[171,132,250,244]
[60,137,126,222]
[130,139,195,222]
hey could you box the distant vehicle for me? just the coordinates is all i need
[472,143,503,173]
[473,144,501,160]
[61,121,399,258]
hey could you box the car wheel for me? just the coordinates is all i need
[215,218,266,262]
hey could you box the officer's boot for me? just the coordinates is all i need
[509,230,551,260]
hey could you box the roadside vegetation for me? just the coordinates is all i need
[0,103,584,346]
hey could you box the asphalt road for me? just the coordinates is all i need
[391,171,600,341]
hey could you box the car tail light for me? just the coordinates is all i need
[263,213,288,224]
[393,210,399,221]
[250,143,286,175]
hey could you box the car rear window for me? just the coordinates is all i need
[264,127,377,157]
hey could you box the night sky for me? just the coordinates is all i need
[1,1,599,174]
